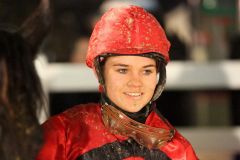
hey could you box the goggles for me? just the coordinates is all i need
[102,104,175,149]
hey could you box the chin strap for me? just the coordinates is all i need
[101,104,175,149]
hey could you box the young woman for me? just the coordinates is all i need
[37,5,198,160]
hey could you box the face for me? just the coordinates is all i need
[103,55,157,112]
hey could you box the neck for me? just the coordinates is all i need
[100,93,153,123]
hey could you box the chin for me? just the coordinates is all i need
[125,105,144,113]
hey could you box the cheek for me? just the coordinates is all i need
[146,75,158,88]
[107,77,124,91]
[144,77,157,98]
[104,71,123,93]
[105,76,125,104]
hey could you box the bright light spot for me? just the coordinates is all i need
[203,0,217,9]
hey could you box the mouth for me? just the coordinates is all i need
[124,92,143,99]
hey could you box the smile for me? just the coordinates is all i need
[124,92,143,97]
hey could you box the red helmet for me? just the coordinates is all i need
[86,5,170,68]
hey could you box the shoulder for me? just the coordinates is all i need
[148,109,192,148]
[161,125,198,159]
[148,110,197,158]
[62,103,101,119]
[150,111,191,149]
[42,103,101,130]
[38,103,103,159]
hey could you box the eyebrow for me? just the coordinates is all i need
[112,64,156,68]
[143,64,156,68]
[113,64,128,67]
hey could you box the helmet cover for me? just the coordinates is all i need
[86,5,170,68]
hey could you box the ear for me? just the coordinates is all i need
[93,68,101,84]
[98,84,104,93]
[18,0,52,57]
[93,67,106,93]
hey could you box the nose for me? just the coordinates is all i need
[127,72,142,87]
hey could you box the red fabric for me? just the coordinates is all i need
[124,157,144,160]
[86,5,170,68]
[36,103,198,160]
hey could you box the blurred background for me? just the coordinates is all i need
[1,0,240,159]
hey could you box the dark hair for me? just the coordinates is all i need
[0,0,51,158]
[0,30,45,160]
[0,30,45,108]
